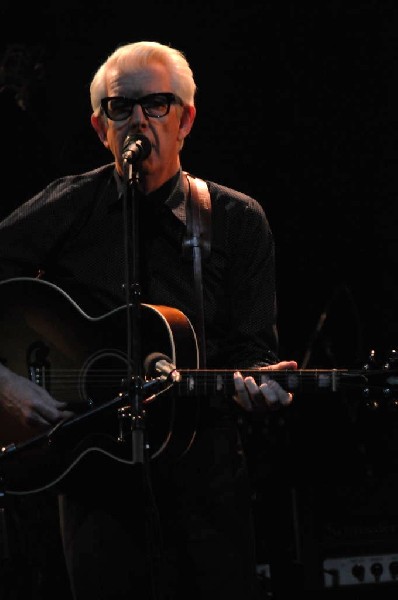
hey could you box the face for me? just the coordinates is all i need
[91,61,196,192]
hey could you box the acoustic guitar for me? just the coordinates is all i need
[0,277,395,494]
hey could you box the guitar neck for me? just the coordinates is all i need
[171,368,367,396]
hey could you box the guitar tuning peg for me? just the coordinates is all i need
[362,387,379,411]
[364,398,380,411]
[387,398,398,412]
[386,349,398,369]
[363,349,377,371]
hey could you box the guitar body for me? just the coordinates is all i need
[0,277,199,493]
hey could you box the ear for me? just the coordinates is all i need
[178,105,196,142]
[91,113,110,149]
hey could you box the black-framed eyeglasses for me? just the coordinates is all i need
[100,92,183,121]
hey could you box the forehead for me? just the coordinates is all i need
[106,61,172,96]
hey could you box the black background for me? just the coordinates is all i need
[2,2,398,597]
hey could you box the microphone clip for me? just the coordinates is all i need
[122,133,152,165]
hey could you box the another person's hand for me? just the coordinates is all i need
[233,360,298,411]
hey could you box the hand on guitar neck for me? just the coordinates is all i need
[233,360,298,412]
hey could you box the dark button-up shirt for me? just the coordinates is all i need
[0,164,279,370]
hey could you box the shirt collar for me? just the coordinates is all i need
[113,167,187,224]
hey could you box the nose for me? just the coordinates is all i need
[129,102,147,125]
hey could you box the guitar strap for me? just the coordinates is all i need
[182,172,211,368]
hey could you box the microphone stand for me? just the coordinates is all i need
[121,139,165,600]
[121,157,145,464]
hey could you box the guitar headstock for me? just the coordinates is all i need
[360,348,398,412]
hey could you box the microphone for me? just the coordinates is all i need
[122,133,152,164]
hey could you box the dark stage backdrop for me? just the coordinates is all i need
[2,3,398,598]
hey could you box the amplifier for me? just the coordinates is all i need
[323,552,398,588]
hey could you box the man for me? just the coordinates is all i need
[0,41,297,599]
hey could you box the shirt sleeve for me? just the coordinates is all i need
[223,195,280,369]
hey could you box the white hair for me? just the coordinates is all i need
[90,41,197,116]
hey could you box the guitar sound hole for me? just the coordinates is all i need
[81,350,130,408]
